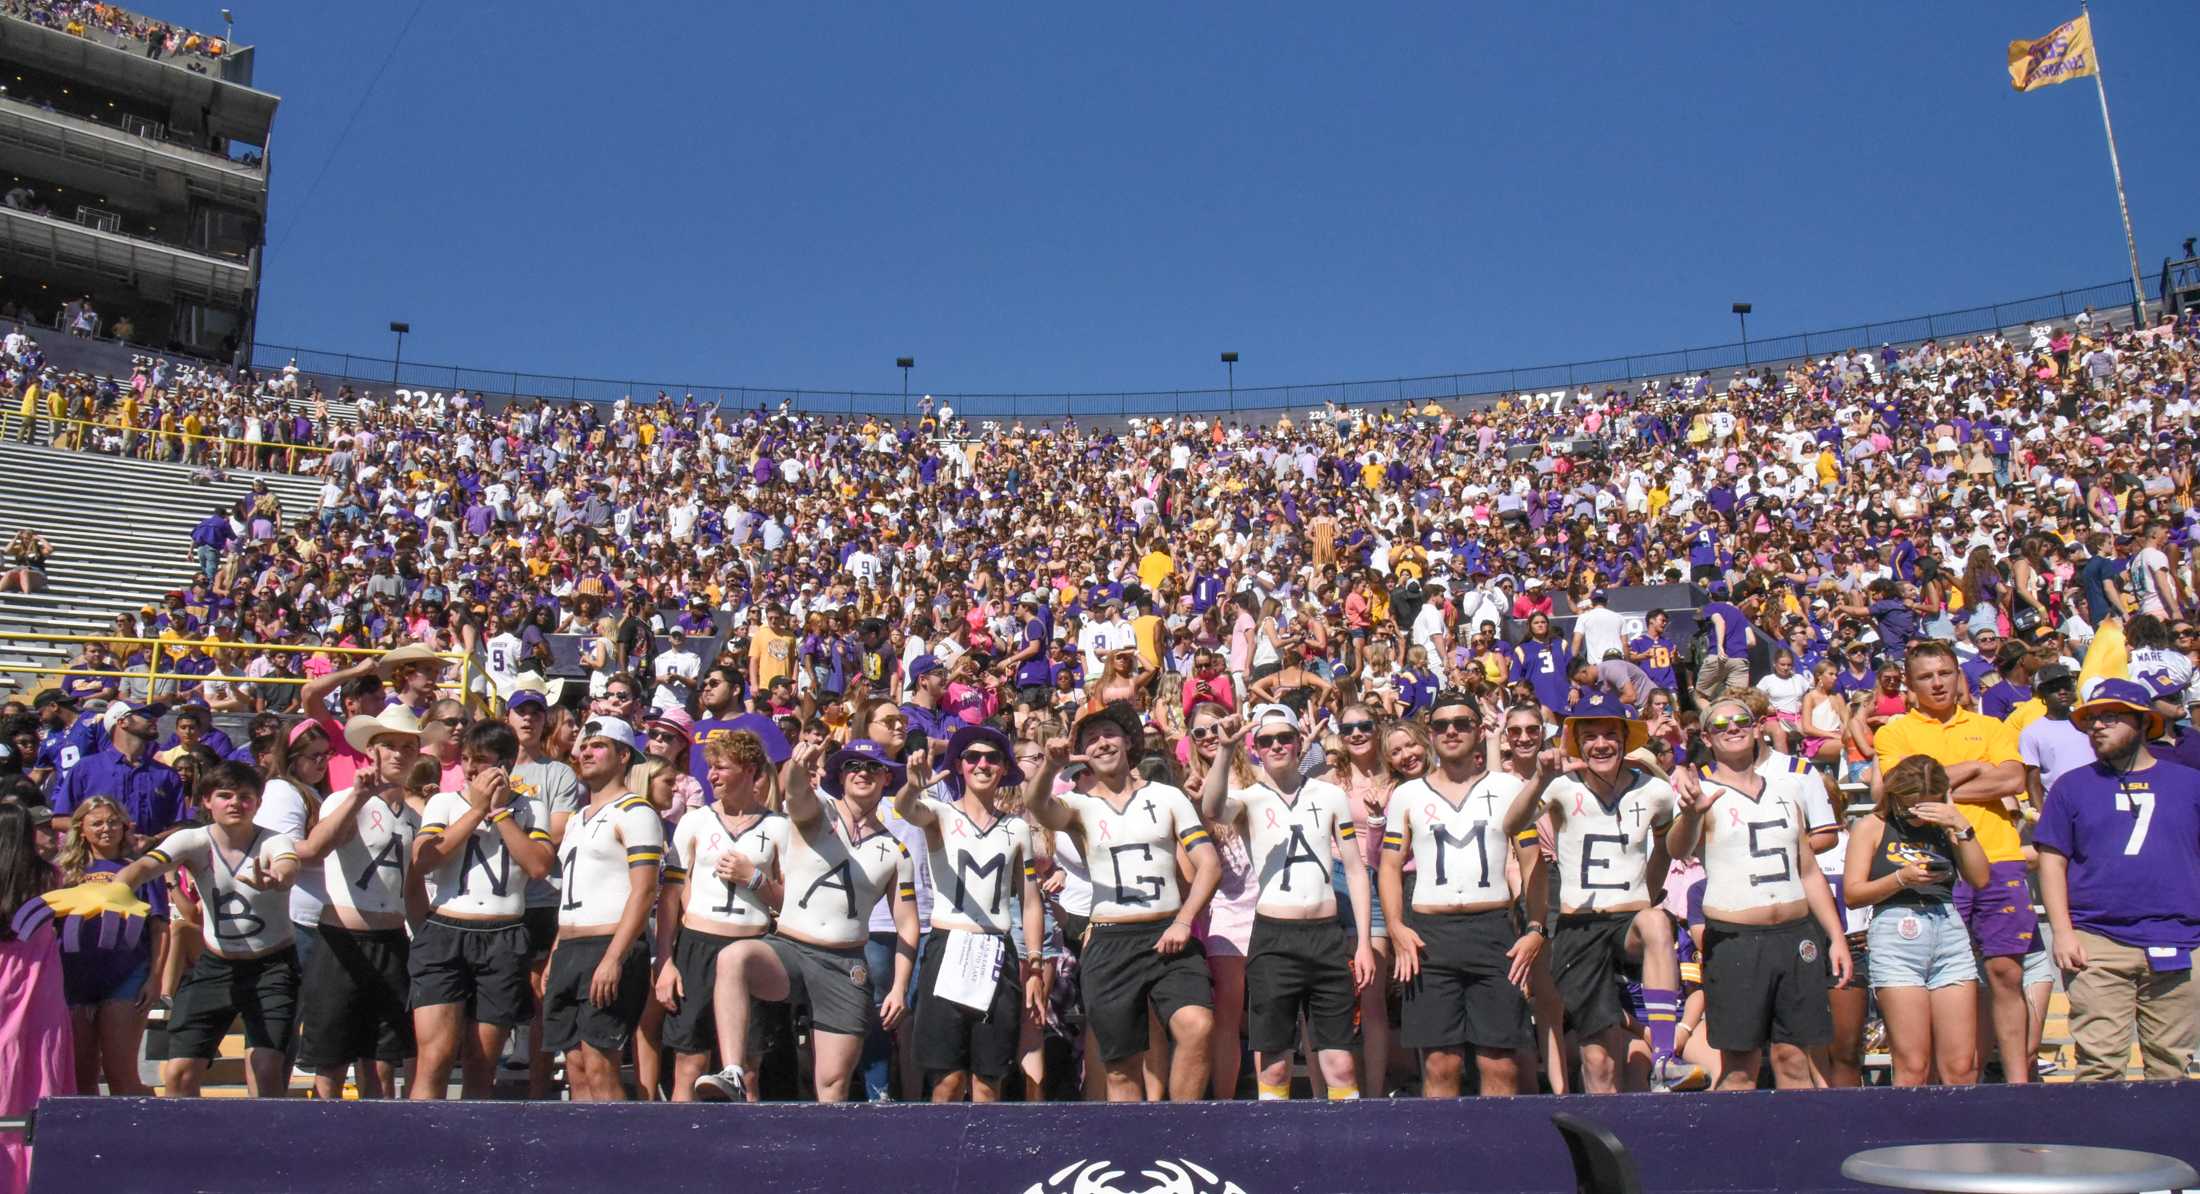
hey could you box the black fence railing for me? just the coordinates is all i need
[239,275,2127,420]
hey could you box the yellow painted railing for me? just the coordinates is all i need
[1,409,333,469]
[0,631,473,709]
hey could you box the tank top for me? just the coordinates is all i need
[1867,813,1957,909]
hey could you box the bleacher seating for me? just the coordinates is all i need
[0,428,321,698]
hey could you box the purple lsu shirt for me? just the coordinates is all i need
[2034,759,2200,957]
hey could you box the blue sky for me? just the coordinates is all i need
[215,2,2199,398]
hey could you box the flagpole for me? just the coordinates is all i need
[2082,0,2148,327]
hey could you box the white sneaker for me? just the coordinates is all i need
[1650,1056,1709,1092]
[694,1066,749,1102]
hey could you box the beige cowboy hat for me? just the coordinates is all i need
[374,642,446,680]
[343,706,424,754]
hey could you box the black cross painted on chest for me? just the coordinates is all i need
[1141,799,1159,824]
[875,842,895,863]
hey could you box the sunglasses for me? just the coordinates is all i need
[961,749,1006,768]
[1338,719,1377,736]
[646,728,682,742]
[843,760,892,778]
[1705,714,1756,733]
[1252,731,1299,749]
[1190,725,1222,741]
[1430,716,1479,735]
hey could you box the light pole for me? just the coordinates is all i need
[1220,351,1238,411]
[896,357,914,419]
[389,320,409,384]
[1731,303,1752,368]
[221,8,233,44]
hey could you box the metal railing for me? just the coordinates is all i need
[1,410,331,468]
[0,632,474,711]
[248,278,2141,420]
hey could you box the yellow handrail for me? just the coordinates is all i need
[0,634,475,709]
[0,631,401,656]
[3,408,334,456]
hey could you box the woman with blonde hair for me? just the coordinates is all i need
[58,797,168,1095]
[1182,701,1258,1097]
[1321,700,1398,1093]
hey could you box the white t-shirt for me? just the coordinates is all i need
[254,777,328,928]
[1755,670,1813,716]
[1574,605,1627,667]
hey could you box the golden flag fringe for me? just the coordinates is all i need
[2008,13,2097,92]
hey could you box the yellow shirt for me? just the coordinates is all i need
[1873,707,2024,862]
[1647,487,1670,519]
[1816,449,1839,487]
[1359,462,1385,491]
[752,625,794,688]
[1132,614,1164,671]
[1137,550,1175,594]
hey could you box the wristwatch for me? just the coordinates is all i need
[1524,922,1549,938]
[1951,826,1975,842]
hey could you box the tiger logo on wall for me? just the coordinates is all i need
[1022,1159,1248,1194]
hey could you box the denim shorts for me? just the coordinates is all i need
[1331,858,1386,939]
[1866,902,1978,990]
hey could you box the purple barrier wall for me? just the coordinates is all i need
[27,1082,2200,1194]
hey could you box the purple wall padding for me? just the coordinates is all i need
[27,1081,2200,1194]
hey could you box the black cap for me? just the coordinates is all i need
[32,690,77,709]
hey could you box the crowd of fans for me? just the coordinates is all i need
[2,302,2199,1153]
[1,0,233,64]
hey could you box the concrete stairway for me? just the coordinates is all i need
[0,424,322,698]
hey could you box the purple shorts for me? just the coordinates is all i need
[1952,860,2039,959]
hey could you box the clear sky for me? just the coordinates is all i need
[212,1,2200,398]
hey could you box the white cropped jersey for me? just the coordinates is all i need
[419,790,551,919]
[1386,772,1521,910]
[777,810,913,948]
[1058,782,1209,922]
[557,793,666,931]
[1541,769,1676,913]
[1219,777,1352,915]
[146,826,299,956]
[919,796,1035,936]
[1696,768,1812,915]
[318,786,420,926]
[667,808,788,932]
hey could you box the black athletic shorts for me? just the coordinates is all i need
[168,946,300,1060]
[914,929,1023,1083]
[298,925,413,1068]
[523,905,559,959]
[1398,907,1532,1052]
[409,915,534,1028]
[1080,919,1212,1064]
[1245,914,1358,1055]
[765,934,874,1038]
[541,934,650,1055]
[1702,916,1833,1052]
[663,926,764,1055]
[1058,909,1090,960]
[1552,910,1637,1040]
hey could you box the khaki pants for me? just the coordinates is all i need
[1693,654,1748,702]
[2066,930,2199,1082]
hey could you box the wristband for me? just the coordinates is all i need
[745,868,767,893]
[487,808,514,826]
